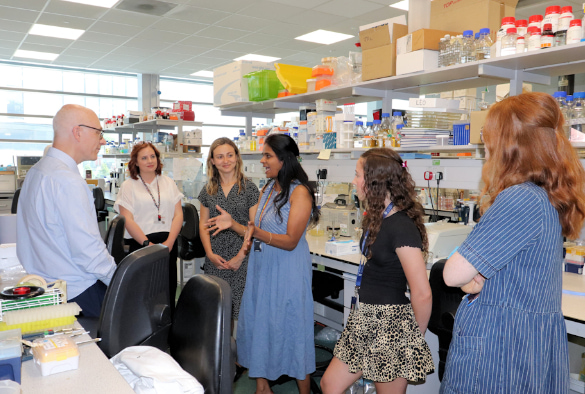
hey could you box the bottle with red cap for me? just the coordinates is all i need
[541,23,555,48]
[527,26,542,51]
[515,19,528,37]
[501,28,518,56]
[559,6,574,31]
[497,16,516,56]
[529,15,543,32]
[543,5,561,32]
[567,19,583,44]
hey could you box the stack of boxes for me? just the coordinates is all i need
[396,29,462,75]
[171,101,195,121]
[565,245,585,274]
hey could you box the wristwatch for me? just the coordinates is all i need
[142,240,150,247]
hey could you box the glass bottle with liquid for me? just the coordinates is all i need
[380,113,392,147]
[373,119,382,147]
[364,122,375,147]
[353,121,365,148]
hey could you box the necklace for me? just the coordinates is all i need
[139,174,161,221]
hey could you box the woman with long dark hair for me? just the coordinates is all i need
[237,134,319,394]
[441,92,585,393]
[115,142,183,315]
[321,148,434,394]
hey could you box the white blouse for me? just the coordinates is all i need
[114,175,184,239]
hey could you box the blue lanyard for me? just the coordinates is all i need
[351,202,394,309]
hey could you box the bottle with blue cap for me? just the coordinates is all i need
[364,122,375,147]
[572,92,585,136]
[380,113,392,147]
[553,91,570,140]
[353,121,365,148]
[476,28,493,60]
[461,30,476,63]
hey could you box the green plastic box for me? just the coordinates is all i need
[243,70,284,102]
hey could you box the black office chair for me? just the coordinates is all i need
[427,260,465,381]
[169,274,233,394]
[93,187,108,223]
[97,244,172,358]
[177,203,206,285]
[105,214,127,265]
[11,188,20,214]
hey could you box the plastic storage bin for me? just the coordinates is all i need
[453,121,470,145]
[243,70,284,102]
[274,63,312,94]
[0,329,22,383]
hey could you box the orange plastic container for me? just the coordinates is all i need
[312,65,334,78]
[315,78,332,91]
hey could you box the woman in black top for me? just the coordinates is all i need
[321,148,434,394]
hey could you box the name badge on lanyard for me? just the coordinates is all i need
[350,202,394,311]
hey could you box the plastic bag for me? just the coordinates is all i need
[345,378,377,394]
[315,326,341,342]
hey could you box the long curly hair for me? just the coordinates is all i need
[205,137,246,196]
[360,148,428,258]
[480,92,585,239]
[128,142,162,180]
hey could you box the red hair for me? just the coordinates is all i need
[481,92,585,239]
[128,142,163,180]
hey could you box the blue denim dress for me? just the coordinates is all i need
[440,182,569,394]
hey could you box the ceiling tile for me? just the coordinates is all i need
[0,47,15,56]
[58,53,104,62]
[267,0,330,8]
[255,47,299,59]
[0,6,39,23]
[91,60,139,69]
[137,28,190,43]
[78,32,127,46]
[22,35,75,48]
[285,9,346,26]
[196,26,250,41]
[324,18,363,35]
[188,0,258,13]
[162,44,209,56]
[0,0,45,11]
[0,39,19,50]
[0,19,33,33]
[255,22,310,38]
[367,0,397,4]
[178,35,229,49]
[150,18,207,34]
[60,48,109,60]
[94,54,144,63]
[100,9,159,27]
[184,56,225,66]
[275,38,321,51]
[282,51,323,64]
[19,43,65,53]
[68,40,118,52]
[108,46,149,57]
[123,38,168,51]
[213,14,267,32]
[237,1,305,22]
[44,1,109,19]
[87,21,145,37]
[36,13,95,30]
[314,0,384,18]
[235,33,287,46]
[216,41,266,53]
[149,51,193,62]
[55,60,95,67]
[354,6,406,22]
[159,65,199,74]
[0,31,26,42]
[201,48,246,60]
[166,5,231,24]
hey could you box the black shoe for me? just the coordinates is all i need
[234,365,247,382]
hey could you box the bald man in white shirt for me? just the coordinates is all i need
[17,104,117,317]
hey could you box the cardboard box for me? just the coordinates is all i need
[430,0,518,38]
[360,23,408,81]
[325,240,359,256]
[213,61,273,106]
[396,29,462,55]
[172,101,192,112]
[396,50,439,76]
[470,110,489,144]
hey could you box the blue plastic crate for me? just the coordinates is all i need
[453,122,470,145]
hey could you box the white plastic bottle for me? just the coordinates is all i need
[515,19,528,37]
[527,26,542,51]
[501,28,518,56]
[516,34,526,53]
[497,17,516,57]
[559,6,574,31]
[567,19,583,44]
[543,5,561,33]
[528,14,543,32]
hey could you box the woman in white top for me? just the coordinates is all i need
[114,142,183,315]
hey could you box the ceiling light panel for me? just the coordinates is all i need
[61,0,120,8]
[191,71,213,78]
[295,30,354,45]
[234,54,281,62]
[29,24,85,40]
[389,0,409,11]
[14,49,59,61]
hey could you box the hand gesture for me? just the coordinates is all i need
[461,273,486,295]
[241,221,255,255]
[208,253,229,270]
[226,253,245,271]
[205,205,233,236]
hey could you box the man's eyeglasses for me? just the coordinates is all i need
[78,124,104,139]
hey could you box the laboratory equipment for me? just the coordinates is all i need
[424,222,473,262]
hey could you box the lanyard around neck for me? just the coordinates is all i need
[258,183,277,229]
[139,175,161,221]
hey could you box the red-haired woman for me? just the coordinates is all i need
[441,92,585,393]
[321,148,434,394]
[114,142,183,314]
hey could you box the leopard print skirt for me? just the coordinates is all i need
[333,302,435,382]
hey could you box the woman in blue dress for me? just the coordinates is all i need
[441,92,585,393]
[238,133,320,394]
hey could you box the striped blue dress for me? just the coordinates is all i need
[440,182,569,394]
[237,181,316,380]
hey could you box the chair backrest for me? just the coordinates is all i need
[97,244,171,358]
[93,187,105,211]
[11,189,20,214]
[169,274,233,394]
[105,214,127,264]
[427,260,465,381]
[178,202,206,260]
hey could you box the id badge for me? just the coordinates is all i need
[155,215,166,225]
[253,239,262,252]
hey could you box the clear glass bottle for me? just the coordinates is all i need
[476,28,493,60]
[392,112,404,147]
[572,92,585,135]
[450,35,463,65]
[443,35,452,66]
[460,30,476,63]
[381,113,392,147]
[553,91,570,139]
[554,28,567,47]
[364,122,375,147]
[373,119,382,147]
[395,124,404,147]
[438,38,446,67]
[501,28,518,56]
[353,121,365,148]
